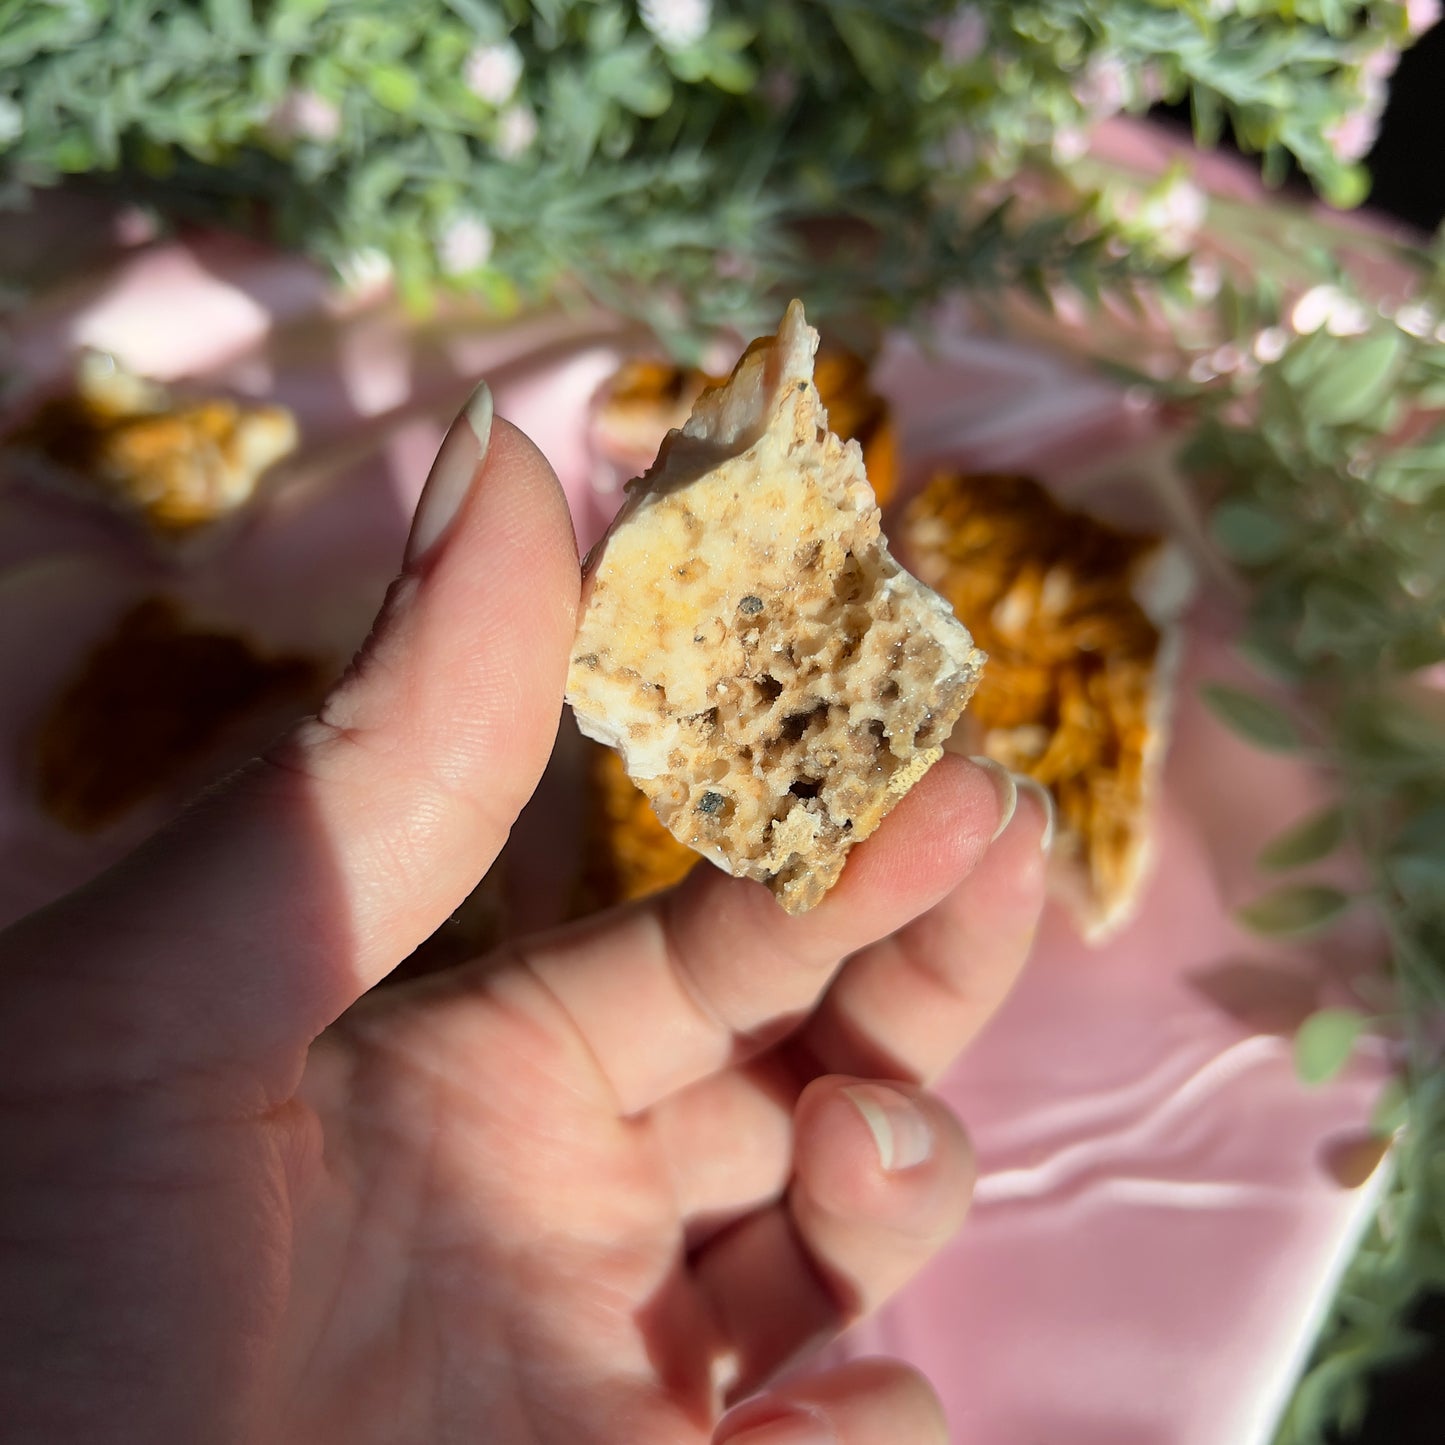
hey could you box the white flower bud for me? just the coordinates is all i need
[1395,303,1436,338]
[438,214,494,275]
[270,89,341,142]
[1291,285,1369,337]
[1252,327,1289,364]
[640,0,712,52]
[495,105,538,159]
[465,41,524,106]
[1406,0,1441,36]
[0,96,22,146]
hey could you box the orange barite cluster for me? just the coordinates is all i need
[10,357,297,537]
[35,597,320,832]
[903,472,1163,918]
[577,743,703,909]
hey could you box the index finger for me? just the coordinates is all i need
[522,753,1009,1116]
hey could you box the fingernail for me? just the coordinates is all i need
[843,1084,934,1172]
[404,378,494,567]
[1012,773,1056,854]
[718,1406,839,1445]
[968,756,1017,842]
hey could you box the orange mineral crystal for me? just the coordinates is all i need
[34,597,321,832]
[902,472,1187,941]
[577,742,704,910]
[7,352,298,539]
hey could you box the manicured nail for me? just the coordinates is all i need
[843,1084,934,1172]
[968,755,1017,842]
[718,1407,839,1445]
[404,378,494,567]
[1012,773,1056,854]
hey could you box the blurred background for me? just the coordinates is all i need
[2,6,1443,1444]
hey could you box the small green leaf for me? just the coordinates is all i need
[1375,696,1445,758]
[1297,578,1383,661]
[1370,1075,1409,1136]
[1236,631,1310,685]
[709,19,756,52]
[1210,499,1293,566]
[666,46,709,84]
[591,45,673,116]
[585,3,627,51]
[706,49,759,95]
[368,65,420,114]
[1238,884,1352,938]
[1259,806,1346,871]
[51,131,97,172]
[1321,163,1370,211]
[1294,1007,1367,1085]
[1279,326,1336,390]
[1389,805,1445,903]
[205,0,255,39]
[269,0,330,43]
[1303,329,1406,426]
[1392,631,1445,671]
[624,71,673,117]
[1371,417,1445,495]
[1202,683,1304,752]
[1395,805,1445,859]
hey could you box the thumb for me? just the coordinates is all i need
[0,384,580,1085]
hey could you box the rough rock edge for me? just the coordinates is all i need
[1070,539,1193,943]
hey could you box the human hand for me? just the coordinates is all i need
[0,389,1052,1445]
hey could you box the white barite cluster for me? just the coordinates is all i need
[566,302,986,913]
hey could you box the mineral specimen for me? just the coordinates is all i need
[566,301,985,913]
[902,471,1191,941]
[6,351,298,539]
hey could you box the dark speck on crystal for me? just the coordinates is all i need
[698,791,726,815]
[738,595,764,615]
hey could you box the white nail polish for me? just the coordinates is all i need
[1012,773,1056,854]
[843,1085,934,1172]
[968,756,1018,842]
[404,379,493,566]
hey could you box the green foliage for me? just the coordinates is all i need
[0,0,1424,338]
[1237,883,1353,937]
[1139,223,1445,1445]
[1294,1007,1368,1085]
[1259,807,1347,871]
[1202,682,1307,752]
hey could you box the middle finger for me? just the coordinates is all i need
[523,755,1004,1116]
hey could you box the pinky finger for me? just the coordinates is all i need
[713,1358,947,1445]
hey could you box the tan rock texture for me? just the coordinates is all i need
[566,301,985,913]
